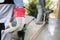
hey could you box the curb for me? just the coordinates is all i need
[31,21,46,40]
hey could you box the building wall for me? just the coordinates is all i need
[55,0,60,19]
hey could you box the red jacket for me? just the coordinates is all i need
[14,7,25,18]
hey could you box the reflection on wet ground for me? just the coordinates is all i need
[36,18,60,40]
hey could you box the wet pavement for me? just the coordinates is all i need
[36,18,60,40]
[1,17,60,40]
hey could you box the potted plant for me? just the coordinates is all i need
[25,0,38,18]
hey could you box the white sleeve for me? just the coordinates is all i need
[4,17,25,33]
[0,0,4,3]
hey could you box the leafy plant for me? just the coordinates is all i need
[25,0,38,18]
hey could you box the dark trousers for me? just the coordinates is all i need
[0,30,1,40]
[18,30,25,40]
[0,23,5,40]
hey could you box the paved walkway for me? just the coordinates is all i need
[36,18,60,40]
